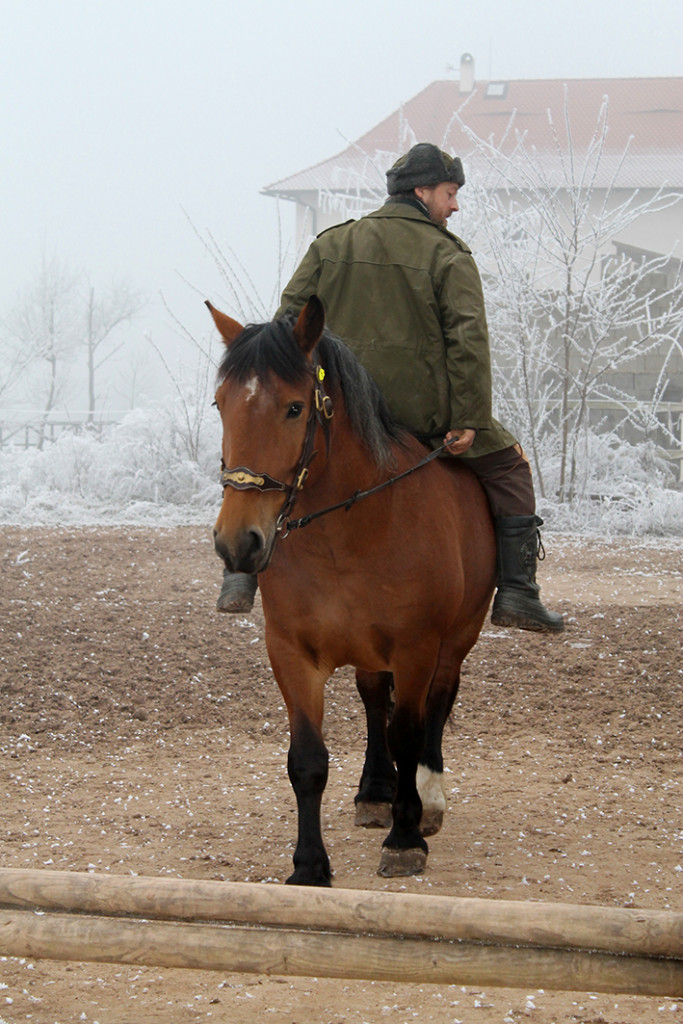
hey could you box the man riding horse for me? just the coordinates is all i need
[218,142,563,634]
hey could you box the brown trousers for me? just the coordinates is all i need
[464,444,536,518]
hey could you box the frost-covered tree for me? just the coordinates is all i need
[2,261,146,442]
[2,255,80,447]
[452,95,683,501]
[147,300,219,466]
[0,335,30,406]
[178,202,306,327]
[83,282,145,422]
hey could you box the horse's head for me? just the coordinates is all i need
[208,296,330,574]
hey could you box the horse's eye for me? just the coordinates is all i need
[286,402,305,419]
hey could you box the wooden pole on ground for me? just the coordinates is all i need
[0,869,680,997]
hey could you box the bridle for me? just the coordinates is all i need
[219,357,458,539]
[219,361,334,537]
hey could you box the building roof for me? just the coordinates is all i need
[264,75,683,197]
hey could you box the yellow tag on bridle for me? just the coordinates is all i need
[317,366,325,382]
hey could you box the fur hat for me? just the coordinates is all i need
[386,143,465,195]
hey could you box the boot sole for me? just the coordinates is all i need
[491,609,564,633]
[216,598,255,614]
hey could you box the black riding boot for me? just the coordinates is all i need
[490,516,564,633]
[216,570,258,613]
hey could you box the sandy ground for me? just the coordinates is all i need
[0,525,680,1024]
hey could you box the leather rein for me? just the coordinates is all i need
[219,362,452,538]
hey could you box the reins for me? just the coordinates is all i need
[279,440,454,536]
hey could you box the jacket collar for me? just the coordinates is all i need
[384,195,431,217]
[368,198,458,240]
[368,201,471,251]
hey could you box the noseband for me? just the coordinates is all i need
[220,362,333,536]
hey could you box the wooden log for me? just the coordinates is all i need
[0,868,680,960]
[0,869,681,996]
[0,909,681,997]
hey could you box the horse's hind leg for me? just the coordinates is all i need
[354,670,396,829]
[378,677,429,877]
[418,665,462,836]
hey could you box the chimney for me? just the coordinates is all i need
[460,52,475,94]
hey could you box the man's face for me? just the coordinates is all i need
[414,181,460,226]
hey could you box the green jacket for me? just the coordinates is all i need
[276,200,516,457]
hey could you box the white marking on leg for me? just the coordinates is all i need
[416,764,446,814]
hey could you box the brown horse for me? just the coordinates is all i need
[208,296,495,886]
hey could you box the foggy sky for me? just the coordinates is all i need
[1,0,681,390]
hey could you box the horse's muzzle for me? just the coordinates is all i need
[213,525,273,575]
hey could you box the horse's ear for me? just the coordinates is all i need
[293,295,325,356]
[205,300,243,346]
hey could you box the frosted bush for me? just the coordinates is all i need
[0,400,222,524]
[542,487,683,537]
[1,405,680,536]
[535,431,682,536]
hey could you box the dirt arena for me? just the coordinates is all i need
[0,525,680,1023]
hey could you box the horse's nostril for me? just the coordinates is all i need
[214,527,266,574]
[214,533,231,567]
[240,529,265,561]
[249,529,264,551]
[214,524,269,574]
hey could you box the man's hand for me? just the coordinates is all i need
[444,428,476,455]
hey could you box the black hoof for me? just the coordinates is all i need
[285,862,332,887]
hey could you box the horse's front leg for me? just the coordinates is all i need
[354,670,396,828]
[286,710,331,886]
[266,628,331,886]
[378,675,430,877]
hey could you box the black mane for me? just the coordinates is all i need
[217,316,406,468]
